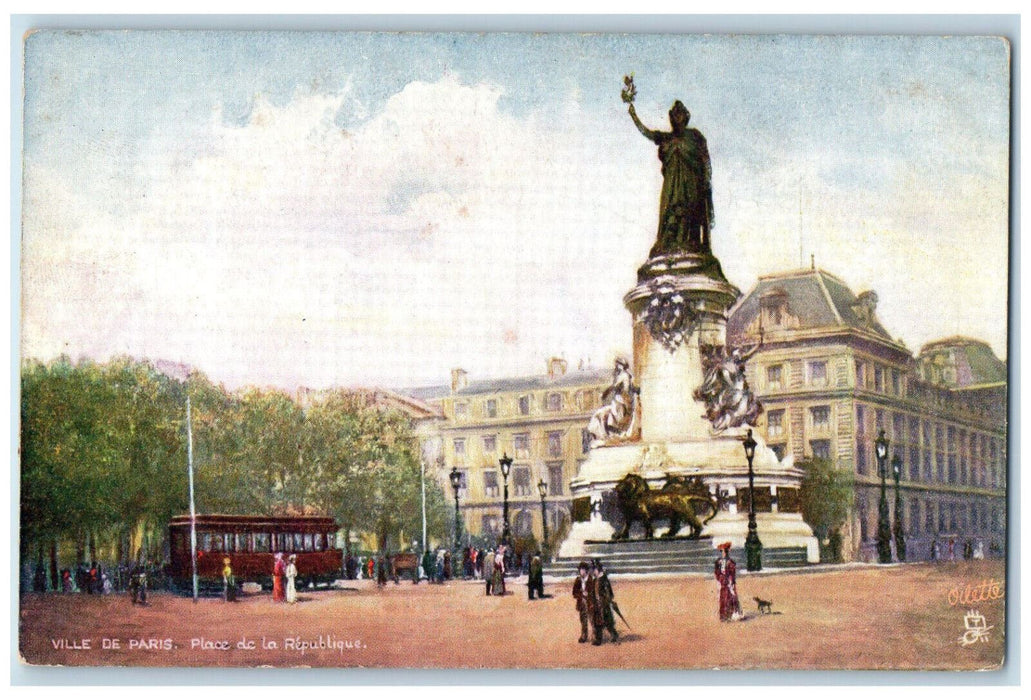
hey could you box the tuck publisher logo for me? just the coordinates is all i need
[958,610,993,647]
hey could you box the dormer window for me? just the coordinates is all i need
[760,287,789,329]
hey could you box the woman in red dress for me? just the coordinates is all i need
[272,552,286,602]
[714,542,741,621]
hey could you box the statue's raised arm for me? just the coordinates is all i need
[628,103,660,143]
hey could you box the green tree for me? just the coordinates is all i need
[798,456,854,562]
[196,387,306,515]
[302,391,448,553]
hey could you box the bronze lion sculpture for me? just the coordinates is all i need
[611,473,718,540]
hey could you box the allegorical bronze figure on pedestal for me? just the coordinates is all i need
[623,74,714,258]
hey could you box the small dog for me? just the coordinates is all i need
[754,596,773,615]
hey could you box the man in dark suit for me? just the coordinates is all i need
[571,561,592,643]
[593,559,619,643]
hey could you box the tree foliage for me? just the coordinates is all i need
[798,456,855,542]
[20,357,448,569]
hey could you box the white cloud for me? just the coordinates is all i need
[21,72,1009,392]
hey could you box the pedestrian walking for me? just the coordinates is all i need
[484,549,494,595]
[222,557,237,602]
[285,554,298,603]
[592,559,619,642]
[572,561,593,643]
[714,542,742,622]
[527,553,545,600]
[491,546,506,595]
[273,552,286,602]
[128,562,147,605]
[421,550,433,584]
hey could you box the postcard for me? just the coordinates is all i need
[17,30,1009,671]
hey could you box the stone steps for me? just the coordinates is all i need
[544,541,808,577]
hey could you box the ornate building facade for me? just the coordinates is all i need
[405,359,611,550]
[727,268,1007,561]
[404,267,1007,562]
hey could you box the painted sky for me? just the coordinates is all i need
[20,32,1011,391]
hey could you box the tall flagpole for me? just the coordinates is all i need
[186,396,199,603]
[420,460,428,553]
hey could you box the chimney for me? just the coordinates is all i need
[547,357,568,379]
[451,368,468,393]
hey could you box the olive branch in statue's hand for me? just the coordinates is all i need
[621,74,637,104]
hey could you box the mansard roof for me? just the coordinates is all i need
[918,336,1008,388]
[727,268,895,342]
[399,367,612,401]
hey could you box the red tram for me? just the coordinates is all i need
[168,514,342,591]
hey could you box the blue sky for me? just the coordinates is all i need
[20,32,1011,389]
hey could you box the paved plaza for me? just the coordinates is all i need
[19,559,1005,670]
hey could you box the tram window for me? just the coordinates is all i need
[291,533,302,551]
[326,532,336,549]
[277,534,289,552]
[314,533,324,551]
[304,533,314,551]
[235,533,246,552]
[254,533,271,553]
[209,533,222,552]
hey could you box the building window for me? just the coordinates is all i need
[548,462,564,496]
[874,366,884,392]
[547,431,563,458]
[483,470,500,498]
[891,369,901,395]
[810,405,831,432]
[454,470,468,499]
[485,399,498,418]
[855,360,866,388]
[767,409,785,438]
[582,428,592,453]
[453,438,466,456]
[546,392,562,412]
[455,401,469,419]
[924,502,935,534]
[514,510,534,537]
[858,499,869,541]
[910,500,921,536]
[518,395,531,416]
[767,364,783,390]
[482,435,496,454]
[513,466,532,497]
[808,361,827,387]
[514,433,530,459]
[908,446,920,481]
[575,390,595,411]
[856,439,867,475]
[481,514,500,537]
[810,440,831,460]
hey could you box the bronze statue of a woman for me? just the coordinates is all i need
[624,77,714,258]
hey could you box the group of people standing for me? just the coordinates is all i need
[572,559,619,645]
[270,552,299,604]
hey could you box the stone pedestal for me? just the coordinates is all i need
[624,253,739,443]
[557,251,819,565]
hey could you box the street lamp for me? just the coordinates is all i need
[743,429,762,572]
[892,453,906,562]
[875,429,893,564]
[537,477,550,561]
[499,453,513,547]
[449,466,462,554]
